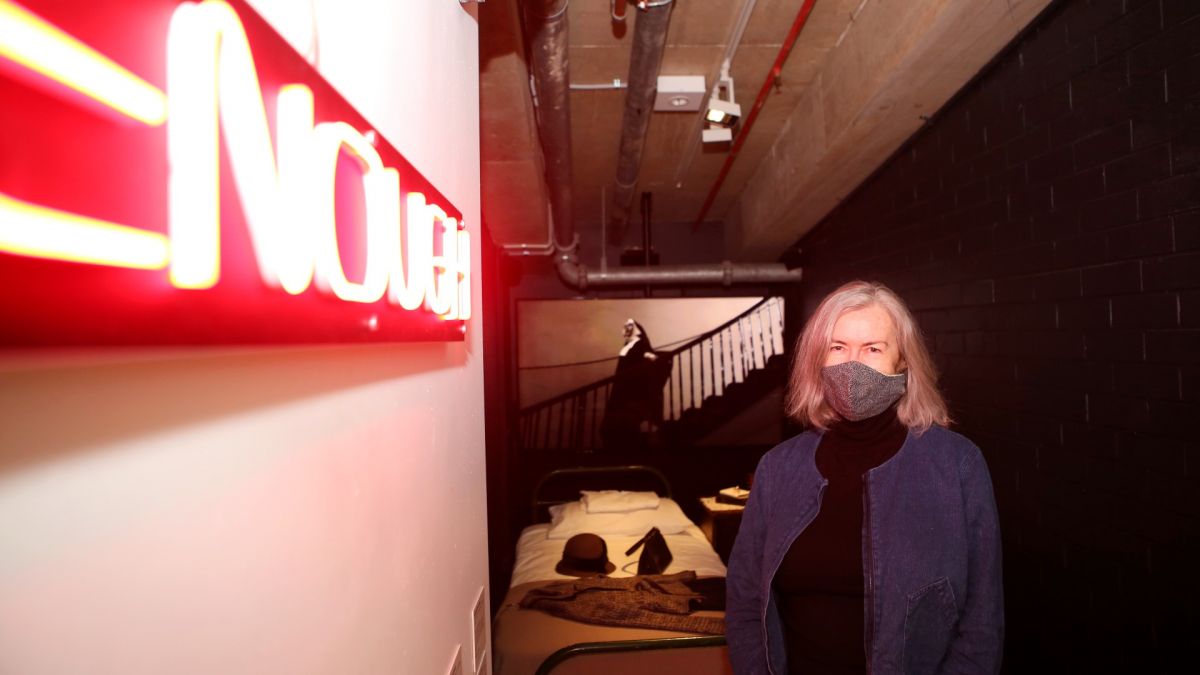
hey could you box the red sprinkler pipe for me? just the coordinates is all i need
[693,0,818,227]
[611,0,628,22]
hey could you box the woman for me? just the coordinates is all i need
[601,319,668,448]
[726,281,1003,674]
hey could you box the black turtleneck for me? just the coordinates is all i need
[773,405,908,675]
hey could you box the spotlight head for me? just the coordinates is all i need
[705,98,741,127]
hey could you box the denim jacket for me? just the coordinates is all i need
[725,426,1003,674]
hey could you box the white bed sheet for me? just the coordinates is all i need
[510,523,727,588]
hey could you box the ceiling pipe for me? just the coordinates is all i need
[520,0,803,289]
[556,260,803,291]
[694,0,818,227]
[523,0,576,252]
[500,200,556,256]
[569,79,627,90]
[609,0,673,240]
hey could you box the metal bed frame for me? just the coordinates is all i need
[531,464,672,522]
[534,635,728,675]
[524,465,729,675]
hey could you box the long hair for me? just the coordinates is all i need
[785,281,950,433]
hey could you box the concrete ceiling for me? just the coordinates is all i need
[480,0,1053,263]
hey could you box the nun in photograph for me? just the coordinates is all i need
[601,319,669,449]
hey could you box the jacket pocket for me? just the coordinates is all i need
[902,576,958,674]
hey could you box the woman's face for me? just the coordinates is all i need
[824,304,903,375]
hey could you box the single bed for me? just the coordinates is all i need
[492,466,733,675]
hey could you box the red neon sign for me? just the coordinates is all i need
[0,0,470,345]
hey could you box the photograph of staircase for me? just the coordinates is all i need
[518,296,785,452]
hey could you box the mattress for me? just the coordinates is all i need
[494,523,731,675]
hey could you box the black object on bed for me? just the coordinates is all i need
[626,527,673,575]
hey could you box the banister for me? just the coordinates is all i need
[519,297,784,450]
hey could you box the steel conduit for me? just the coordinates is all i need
[524,0,576,251]
[609,0,672,238]
[522,0,803,289]
[556,259,802,291]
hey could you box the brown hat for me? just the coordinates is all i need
[555,533,616,577]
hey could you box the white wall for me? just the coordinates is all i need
[0,2,486,674]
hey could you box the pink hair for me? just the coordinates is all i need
[785,280,950,433]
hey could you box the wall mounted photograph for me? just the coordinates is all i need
[517,296,786,452]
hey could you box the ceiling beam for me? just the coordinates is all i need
[731,0,1053,261]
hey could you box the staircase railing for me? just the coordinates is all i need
[518,296,785,451]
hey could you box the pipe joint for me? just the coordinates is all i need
[526,0,570,21]
[555,233,580,257]
[556,254,588,291]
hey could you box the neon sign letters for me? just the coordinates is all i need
[0,0,470,344]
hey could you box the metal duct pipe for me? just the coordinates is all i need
[610,0,673,239]
[557,258,802,291]
[524,0,576,251]
[520,0,803,289]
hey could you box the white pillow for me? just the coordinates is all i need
[547,498,693,539]
[580,490,661,514]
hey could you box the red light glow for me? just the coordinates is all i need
[0,0,167,126]
[0,0,470,344]
[0,193,170,269]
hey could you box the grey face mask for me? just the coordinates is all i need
[821,360,907,421]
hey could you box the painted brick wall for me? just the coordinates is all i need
[787,1,1198,670]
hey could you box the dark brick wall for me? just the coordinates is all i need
[787,1,1199,670]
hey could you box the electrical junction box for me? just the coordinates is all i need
[654,75,706,111]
